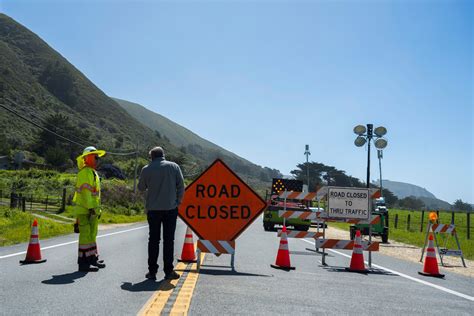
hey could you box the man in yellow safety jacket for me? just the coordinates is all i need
[73,146,106,272]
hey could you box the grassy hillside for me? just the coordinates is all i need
[0,13,191,167]
[114,98,282,186]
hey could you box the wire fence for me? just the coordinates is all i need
[390,209,472,240]
[0,189,68,213]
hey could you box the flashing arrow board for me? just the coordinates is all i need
[327,187,370,219]
[178,159,267,241]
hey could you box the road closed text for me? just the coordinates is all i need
[327,187,370,219]
[185,184,251,220]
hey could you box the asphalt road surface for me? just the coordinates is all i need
[1,216,473,315]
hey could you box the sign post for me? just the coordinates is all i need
[178,159,267,270]
[327,187,372,266]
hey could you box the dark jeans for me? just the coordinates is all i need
[147,209,178,275]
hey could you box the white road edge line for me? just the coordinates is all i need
[299,238,474,302]
[0,225,148,259]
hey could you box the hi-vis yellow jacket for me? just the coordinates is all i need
[73,166,101,216]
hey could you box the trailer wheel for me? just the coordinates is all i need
[296,225,309,232]
[350,226,356,240]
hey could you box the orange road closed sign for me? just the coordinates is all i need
[178,159,267,241]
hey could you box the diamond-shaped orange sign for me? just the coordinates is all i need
[178,159,267,241]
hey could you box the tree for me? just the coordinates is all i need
[398,196,425,210]
[290,162,364,191]
[45,146,68,167]
[453,199,472,211]
[34,113,87,160]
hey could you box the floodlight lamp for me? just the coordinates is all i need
[353,125,366,135]
[354,136,367,147]
[375,138,388,149]
[374,126,387,137]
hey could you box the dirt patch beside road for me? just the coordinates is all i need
[309,226,473,278]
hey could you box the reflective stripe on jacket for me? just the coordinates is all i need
[73,166,101,215]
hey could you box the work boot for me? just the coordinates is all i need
[164,271,180,280]
[91,256,106,269]
[78,264,99,272]
[145,272,157,280]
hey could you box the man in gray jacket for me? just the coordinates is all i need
[138,146,184,280]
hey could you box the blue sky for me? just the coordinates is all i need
[1,0,472,204]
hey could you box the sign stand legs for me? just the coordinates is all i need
[420,223,431,262]
[196,249,201,271]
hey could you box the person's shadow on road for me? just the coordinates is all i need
[42,271,88,285]
[121,279,175,292]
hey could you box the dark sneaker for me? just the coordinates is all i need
[145,272,157,280]
[91,261,106,269]
[164,271,180,280]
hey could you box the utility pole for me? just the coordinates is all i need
[304,145,311,191]
[378,149,383,197]
[133,142,139,194]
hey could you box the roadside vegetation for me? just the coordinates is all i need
[0,206,73,247]
[329,209,473,260]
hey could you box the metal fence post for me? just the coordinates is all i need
[394,214,398,229]
[60,188,66,213]
[22,197,26,212]
[407,214,411,231]
[45,195,48,212]
[420,210,424,232]
[467,212,471,240]
[30,194,33,211]
[451,212,455,224]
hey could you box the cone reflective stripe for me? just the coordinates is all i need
[419,234,445,278]
[20,219,46,264]
[271,225,295,270]
[347,230,366,272]
[178,227,197,263]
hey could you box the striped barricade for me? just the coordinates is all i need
[322,215,381,225]
[278,210,380,225]
[316,239,379,251]
[197,240,235,254]
[279,191,318,201]
[278,210,321,220]
[277,229,323,239]
[430,224,456,234]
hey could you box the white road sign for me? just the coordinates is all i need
[327,187,370,219]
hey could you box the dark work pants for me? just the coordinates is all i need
[147,209,178,275]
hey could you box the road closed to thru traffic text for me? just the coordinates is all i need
[327,187,370,219]
[178,159,267,241]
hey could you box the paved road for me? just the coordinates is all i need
[1,216,473,315]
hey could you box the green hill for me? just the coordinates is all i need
[114,98,282,184]
[0,13,190,167]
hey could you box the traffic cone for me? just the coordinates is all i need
[178,227,197,263]
[418,234,444,278]
[20,219,47,264]
[346,230,367,273]
[271,225,295,270]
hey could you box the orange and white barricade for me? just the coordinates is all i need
[421,222,466,268]
[196,240,236,271]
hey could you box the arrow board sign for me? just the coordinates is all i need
[327,187,370,219]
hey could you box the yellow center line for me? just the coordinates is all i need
[138,251,204,316]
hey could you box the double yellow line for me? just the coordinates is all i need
[138,252,205,316]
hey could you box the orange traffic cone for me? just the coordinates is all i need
[347,230,367,273]
[178,227,197,263]
[271,225,295,270]
[419,233,444,278]
[20,219,46,264]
